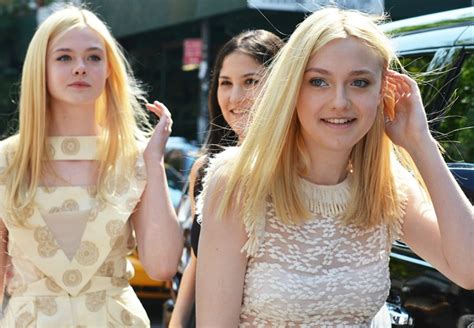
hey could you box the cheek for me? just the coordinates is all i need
[91,65,108,81]
[217,89,228,112]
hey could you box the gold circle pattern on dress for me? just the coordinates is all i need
[61,137,80,155]
[105,174,130,196]
[14,311,35,328]
[111,277,128,288]
[63,199,80,211]
[34,226,52,243]
[45,278,62,293]
[35,296,58,316]
[34,227,59,258]
[120,309,135,326]
[80,280,92,293]
[110,236,125,248]
[62,269,82,287]
[106,220,123,237]
[97,261,114,277]
[85,290,106,312]
[38,242,59,258]
[75,241,99,266]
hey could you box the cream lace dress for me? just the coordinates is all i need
[198,147,407,328]
[0,136,150,327]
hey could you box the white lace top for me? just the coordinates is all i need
[197,148,408,327]
[240,178,401,327]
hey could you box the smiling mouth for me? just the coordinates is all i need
[321,118,356,124]
[230,108,248,115]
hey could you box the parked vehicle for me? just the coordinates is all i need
[381,7,474,327]
[129,137,199,300]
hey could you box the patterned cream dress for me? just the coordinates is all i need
[0,136,150,327]
[198,147,407,328]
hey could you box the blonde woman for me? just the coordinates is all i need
[0,6,182,327]
[196,7,474,326]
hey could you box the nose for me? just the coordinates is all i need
[332,86,349,110]
[229,85,245,106]
[73,60,87,76]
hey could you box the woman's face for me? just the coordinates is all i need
[217,51,264,141]
[46,27,109,109]
[296,37,383,157]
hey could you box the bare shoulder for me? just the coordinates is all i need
[0,135,19,179]
[189,155,208,181]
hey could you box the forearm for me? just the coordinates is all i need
[133,160,183,280]
[169,255,197,327]
[409,137,474,281]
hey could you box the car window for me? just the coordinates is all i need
[437,53,473,162]
[400,50,473,162]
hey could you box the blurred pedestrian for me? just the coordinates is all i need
[169,29,283,328]
[196,7,474,326]
[0,6,182,327]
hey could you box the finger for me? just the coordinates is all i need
[155,101,172,118]
[145,103,163,117]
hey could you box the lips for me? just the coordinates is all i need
[230,108,249,115]
[321,117,356,124]
[68,81,91,87]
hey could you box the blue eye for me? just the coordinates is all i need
[56,55,71,62]
[352,79,369,87]
[310,78,328,87]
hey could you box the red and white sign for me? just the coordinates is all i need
[183,38,203,70]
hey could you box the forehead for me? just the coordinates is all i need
[220,51,261,75]
[307,37,383,73]
[48,26,105,52]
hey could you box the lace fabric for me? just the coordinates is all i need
[240,199,393,327]
[196,147,408,327]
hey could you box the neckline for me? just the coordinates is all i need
[47,136,100,161]
[299,174,351,217]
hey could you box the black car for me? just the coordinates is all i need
[381,8,474,328]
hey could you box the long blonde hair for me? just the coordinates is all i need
[1,6,151,225]
[219,8,420,229]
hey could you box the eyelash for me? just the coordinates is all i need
[309,78,370,88]
[55,55,102,62]
[245,78,259,86]
[351,79,369,87]
[309,78,328,87]
[57,55,71,62]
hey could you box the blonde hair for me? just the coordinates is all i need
[219,7,421,229]
[1,5,151,225]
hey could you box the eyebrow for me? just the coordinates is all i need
[304,67,376,76]
[219,72,263,79]
[52,47,104,53]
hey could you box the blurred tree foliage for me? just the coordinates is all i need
[0,0,50,137]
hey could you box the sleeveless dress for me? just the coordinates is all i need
[0,136,150,327]
[197,147,407,327]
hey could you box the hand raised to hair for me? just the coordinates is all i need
[143,101,173,162]
[383,70,433,153]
